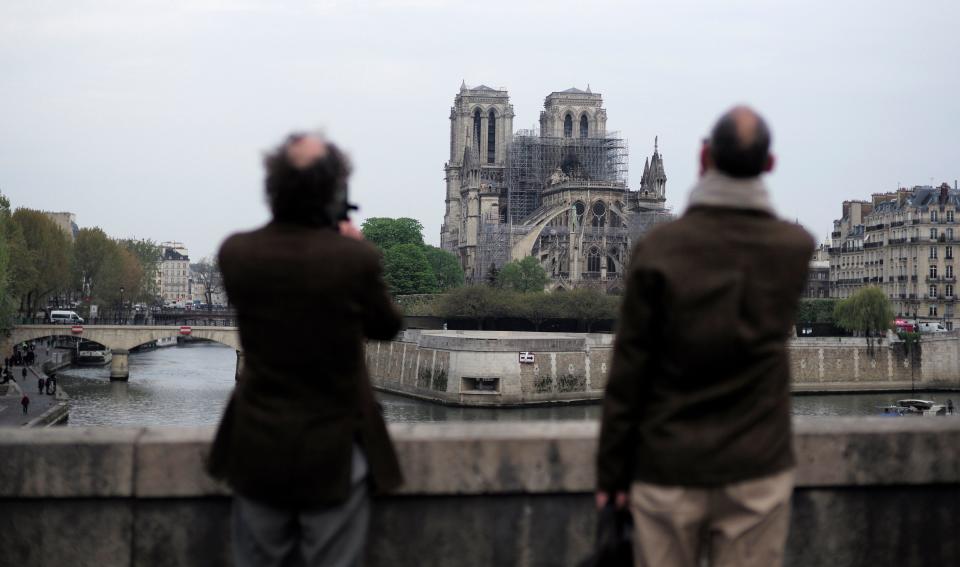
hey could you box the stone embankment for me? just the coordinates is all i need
[368,331,960,406]
[366,331,611,406]
[0,418,957,566]
[0,347,72,427]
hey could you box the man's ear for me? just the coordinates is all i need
[764,153,776,173]
[699,143,711,176]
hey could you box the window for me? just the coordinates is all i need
[591,201,606,227]
[563,114,573,138]
[931,228,938,239]
[472,109,482,148]
[948,246,954,259]
[947,284,954,297]
[930,246,938,259]
[949,211,955,223]
[930,265,938,278]
[486,110,497,163]
[587,247,601,272]
[931,211,939,222]
[929,285,937,297]
[950,228,955,241]
[949,265,955,278]
[580,114,588,138]
[929,305,939,317]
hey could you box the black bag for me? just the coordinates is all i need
[578,503,634,567]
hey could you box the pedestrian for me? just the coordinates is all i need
[38,375,45,393]
[21,394,29,414]
[21,367,27,381]
[208,132,404,567]
[46,374,56,395]
[597,106,815,567]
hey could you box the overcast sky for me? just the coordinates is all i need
[1,0,957,260]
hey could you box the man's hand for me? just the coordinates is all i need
[339,220,364,241]
[595,490,628,510]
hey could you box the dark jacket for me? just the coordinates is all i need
[208,222,403,507]
[598,206,815,491]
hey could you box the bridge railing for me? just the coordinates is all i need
[16,314,237,327]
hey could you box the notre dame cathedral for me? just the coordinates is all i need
[440,82,669,291]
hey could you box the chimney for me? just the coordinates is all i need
[941,184,949,206]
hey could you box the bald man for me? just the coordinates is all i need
[597,107,814,567]
[208,133,403,567]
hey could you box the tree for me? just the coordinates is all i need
[361,217,424,250]
[497,257,548,292]
[11,209,71,317]
[121,239,162,302]
[0,191,15,330]
[382,243,436,295]
[834,286,894,354]
[437,285,509,329]
[73,227,117,305]
[516,292,562,331]
[796,298,838,324]
[423,245,464,291]
[561,288,620,332]
[190,257,224,310]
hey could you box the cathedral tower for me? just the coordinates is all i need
[441,83,514,279]
[539,87,607,139]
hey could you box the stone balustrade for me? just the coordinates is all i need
[1,418,959,566]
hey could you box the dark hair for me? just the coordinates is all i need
[709,108,771,178]
[263,134,352,227]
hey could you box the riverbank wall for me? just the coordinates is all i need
[368,332,960,406]
[1,419,957,566]
[366,331,610,406]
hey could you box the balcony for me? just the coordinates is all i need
[897,276,908,282]
[945,277,957,283]
[912,219,921,224]
[911,275,918,282]
[864,242,883,249]
[891,221,905,227]
[910,237,921,242]
[831,231,842,238]
[865,224,886,232]
[889,237,907,245]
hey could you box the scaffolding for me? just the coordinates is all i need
[506,129,629,223]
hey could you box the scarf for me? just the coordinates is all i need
[686,170,775,214]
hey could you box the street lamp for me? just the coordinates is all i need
[119,286,125,324]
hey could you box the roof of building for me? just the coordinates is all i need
[163,248,189,261]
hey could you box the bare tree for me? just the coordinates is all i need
[190,257,224,311]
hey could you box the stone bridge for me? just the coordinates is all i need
[4,325,241,381]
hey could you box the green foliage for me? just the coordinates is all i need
[383,243,436,295]
[834,286,894,338]
[796,299,838,324]
[423,245,464,291]
[514,292,562,330]
[121,239,162,300]
[72,228,145,309]
[0,192,14,331]
[361,217,424,250]
[361,218,464,296]
[834,287,894,359]
[497,257,548,292]
[11,208,72,316]
[560,288,620,331]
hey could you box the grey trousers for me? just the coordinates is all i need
[231,480,371,567]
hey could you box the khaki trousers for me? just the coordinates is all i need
[629,469,794,567]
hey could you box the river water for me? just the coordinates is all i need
[56,342,958,427]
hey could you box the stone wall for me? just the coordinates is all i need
[1,419,958,566]
[789,336,960,391]
[366,331,612,406]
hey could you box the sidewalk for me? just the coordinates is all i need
[0,346,68,427]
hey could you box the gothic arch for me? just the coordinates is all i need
[563,113,573,138]
[579,113,589,138]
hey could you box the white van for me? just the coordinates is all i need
[918,321,948,333]
[49,310,84,324]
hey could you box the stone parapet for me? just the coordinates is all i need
[1,419,958,566]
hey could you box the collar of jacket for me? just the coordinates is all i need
[685,170,775,215]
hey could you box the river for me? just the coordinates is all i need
[55,342,958,427]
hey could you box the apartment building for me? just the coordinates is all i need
[830,183,959,330]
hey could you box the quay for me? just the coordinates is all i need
[0,418,957,566]
[0,345,72,428]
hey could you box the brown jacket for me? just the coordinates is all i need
[598,206,815,491]
[208,222,403,507]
